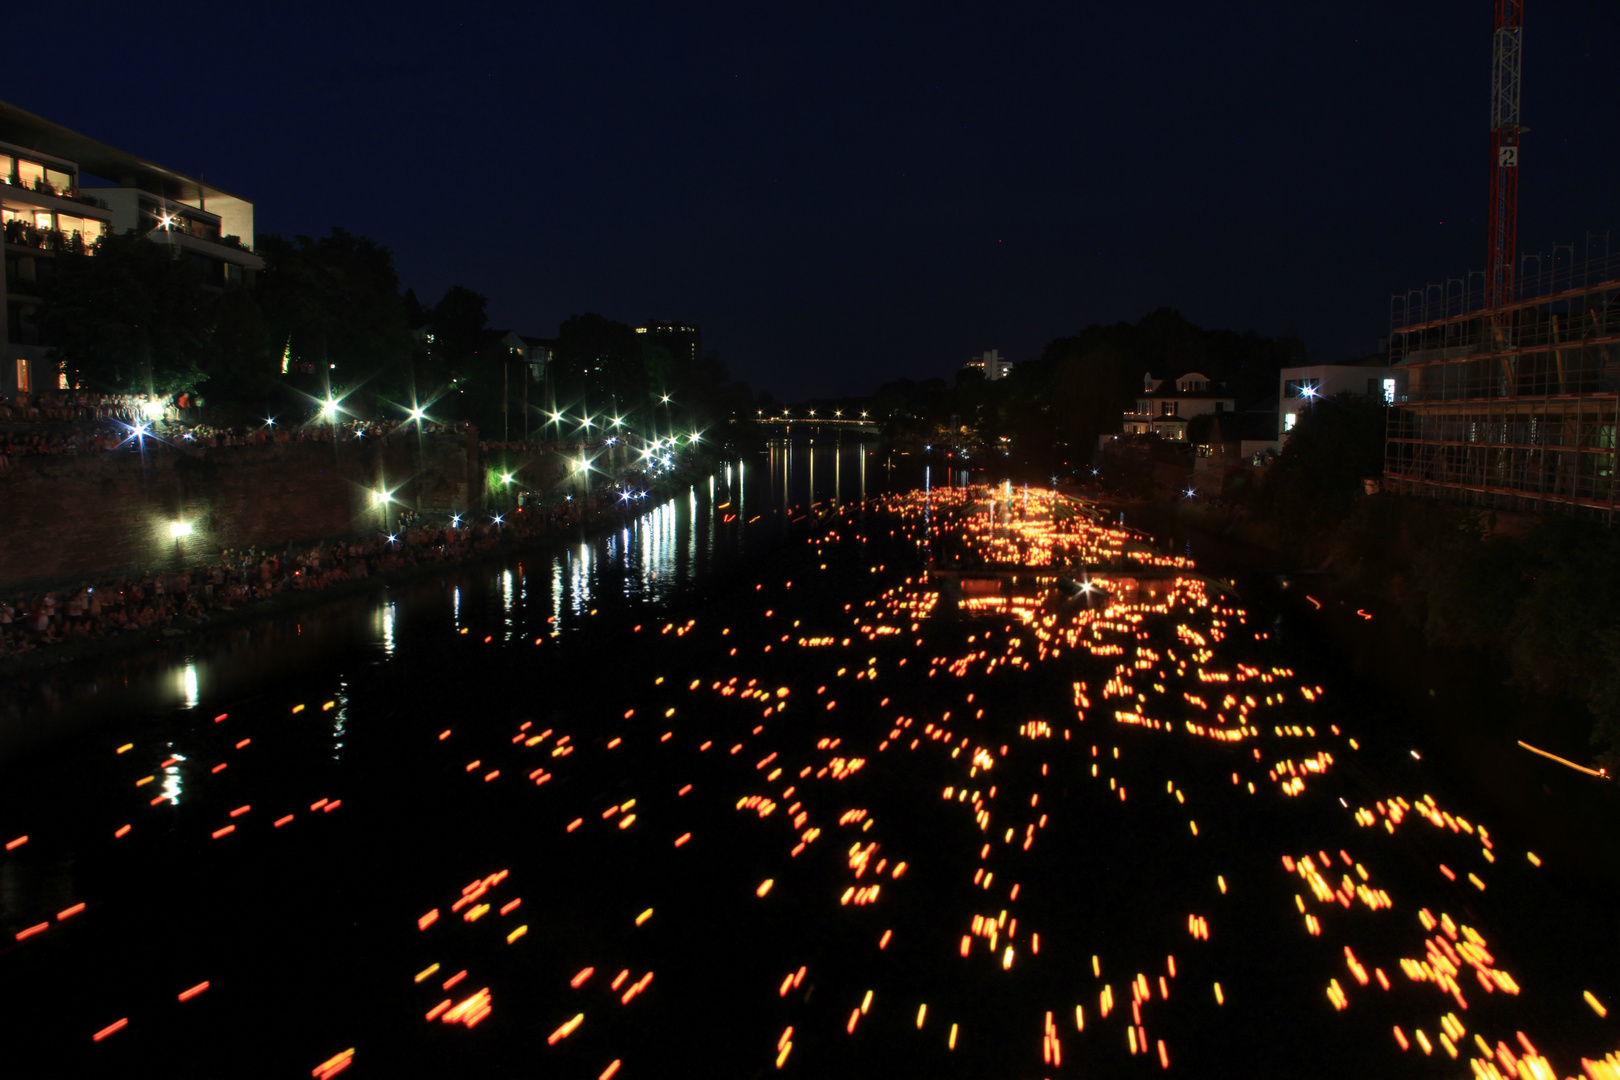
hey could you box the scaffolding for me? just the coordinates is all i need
[1385,235,1620,520]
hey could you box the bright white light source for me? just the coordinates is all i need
[141,400,164,420]
[322,400,338,420]
[373,491,389,505]
[169,522,192,538]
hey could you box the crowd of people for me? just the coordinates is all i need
[0,496,632,662]
[0,391,155,424]
[0,404,477,466]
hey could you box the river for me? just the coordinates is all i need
[0,438,1613,1079]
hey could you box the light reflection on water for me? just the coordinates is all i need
[332,678,348,761]
[179,660,199,710]
[440,441,897,653]
[377,602,396,658]
[160,747,183,806]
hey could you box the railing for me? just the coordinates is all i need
[2,226,88,253]
[0,178,109,210]
[1390,236,1620,332]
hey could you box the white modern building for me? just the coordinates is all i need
[1,99,262,398]
[966,349,1013,381]
[1277,359,1392,444]
[1119,371,1236,440]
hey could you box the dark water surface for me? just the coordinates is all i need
[1,442,1615,1079]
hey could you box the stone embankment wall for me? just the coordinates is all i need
[0,432,567,588]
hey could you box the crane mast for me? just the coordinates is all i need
[1486,0,1524,340]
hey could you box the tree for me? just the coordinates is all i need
[1257,393,1387,545]
[39,231,213,395]
[421,286,508,427]
[554,313,647,415]
[203,285,272,401]
[255,228,414,409]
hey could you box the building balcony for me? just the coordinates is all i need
[1,179,111,214]
[3,223,91,253]
[157,228,264,269]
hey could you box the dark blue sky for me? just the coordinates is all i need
[10,0,1618,398]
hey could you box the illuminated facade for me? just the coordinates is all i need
[1120,372,1235,440]
[0,98,262,397]
[1276,360,1390,444]
[1385,248,1620,518]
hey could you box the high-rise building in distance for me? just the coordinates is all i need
[636,323,702,368]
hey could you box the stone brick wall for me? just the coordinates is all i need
[0,432,485,588]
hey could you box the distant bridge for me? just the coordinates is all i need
[752,417,882,436]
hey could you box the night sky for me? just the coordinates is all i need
[12,0,1618,399]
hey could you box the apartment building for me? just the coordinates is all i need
[965,349,1013,381]
[0,99,262,397]
[1276,358,1391,444]
[636,323,702,368]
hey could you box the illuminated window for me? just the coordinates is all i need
[1382,378,1395,404]
[57,215,105,244]
[15,357,29,393]
[16,160,43,190]
[1283,413,1297,432]
[1160,401,1178,416]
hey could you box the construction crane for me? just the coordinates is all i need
[1486,0,1524,343]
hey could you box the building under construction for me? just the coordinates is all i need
[1384,244,1620,518]
[1383,1,1620,521]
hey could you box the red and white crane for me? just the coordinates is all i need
[1485,0,1524,336]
